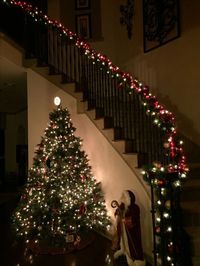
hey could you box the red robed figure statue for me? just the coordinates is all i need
[111,190,145,266]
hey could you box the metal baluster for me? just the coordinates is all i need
[73,45,77,83]
[69,40,72,82]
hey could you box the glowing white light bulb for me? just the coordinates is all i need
[167,256,171,261]
[163,212,169,218]
[54,96,61,106]
[157,200,161,205]
[167,227,172,232]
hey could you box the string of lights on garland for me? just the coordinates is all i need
[3,0,189,264]
[2,0,188,174]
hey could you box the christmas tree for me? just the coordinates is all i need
[12,99,111,251]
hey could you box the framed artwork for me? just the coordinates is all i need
[75,0,90,10]
[143,0,180,53]
[76,14,91,39]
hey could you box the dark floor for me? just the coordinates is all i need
[0,222,117,266]
[0,188,130,266]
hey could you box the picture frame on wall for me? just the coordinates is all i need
[75,0,90,10]
[76,14,91,39]
[143,0,180,52]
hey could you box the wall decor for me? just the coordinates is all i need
[143,0,180,52]
[75,0,90,10]
[76,14,91,39]
[120,0,134,39]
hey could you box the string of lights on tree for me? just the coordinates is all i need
[3,0,189,263]
[12,97,111,252]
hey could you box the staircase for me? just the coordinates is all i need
[180,163,200,266]
[28,55,200,266]
[1,1,200,265]
[27,62,139,173]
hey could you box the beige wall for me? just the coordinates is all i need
[48,0,60,21]
[0,33,23,66]
[48,0,102,41]
[89,0,200,146]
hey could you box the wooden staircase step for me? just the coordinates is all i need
[112,140,125,154]
[23,57,37,68]
[187,166,200,179]
[59,83,82,101]
[188,163,200,170]
[181,187,200,201]
[182,178,200,188]
[192,257,200,266]
[184,227,200,261]
[122,153,138,169]
[185,226,200,237]
[31,65,51,77]
[181,201,200,214]
[85,109,96,120]
[102,128,114,141]
[182,210,200,227]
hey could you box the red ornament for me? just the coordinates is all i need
[157,179,166,186]
[155,226,160,234]
[74,235,81,247]
[36,183,42,188]
[21,194,27,200]
[52,208,59,214]
[80,175,86,182]
[168,243,174,253]
[79,203,86,215]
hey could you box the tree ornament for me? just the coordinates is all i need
[65,233,74,243]
[168,243,174,253]
[21,194,27,200]
[36,183,42,188]
[79,203,86,215]
[44,175,49,181]
[52,208,59,214]
[80,175,86,182]
[157,179,166,187]
[163,142,170,148]
[155,226,161,234]
[38,226,42,231]
[74,235,81,247]
[165,200,171,209]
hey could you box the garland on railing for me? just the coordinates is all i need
[2,0,189,264]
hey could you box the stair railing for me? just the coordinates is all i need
[0,1,190,265]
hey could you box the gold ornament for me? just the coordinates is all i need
[165,200,171,209]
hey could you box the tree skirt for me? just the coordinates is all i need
[28,233,96,255]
